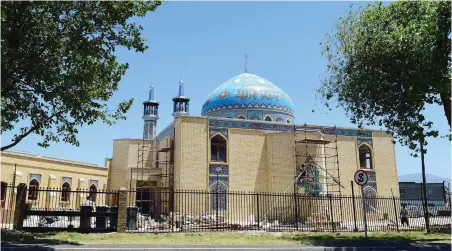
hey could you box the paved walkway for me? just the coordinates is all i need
[2,242,451,251]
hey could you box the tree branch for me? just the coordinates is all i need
[1,124,40,151]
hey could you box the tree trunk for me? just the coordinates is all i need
[440,92,451,129]
[420,139,430,233]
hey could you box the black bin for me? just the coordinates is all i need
[127,207,138,230]
[80,206,93,229]
[95,206,109,229]
[109,206,118,230]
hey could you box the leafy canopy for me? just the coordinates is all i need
[319,1,451,156]
[1,1,161,151]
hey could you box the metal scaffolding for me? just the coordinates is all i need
[129,131,175,216]
[294,124,344,196]
[293,124,346,222]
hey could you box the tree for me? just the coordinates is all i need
[319,1,451,233]
[1,1,161,151]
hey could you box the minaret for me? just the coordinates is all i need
[142,84,159,140]
[172,80,190,118]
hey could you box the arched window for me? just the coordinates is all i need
[276,118,284,122]
[28,179,39,200]
[359,144,373,169]
[211,135,227,162]
[89,184,97,202]
[265,116,272,122]
[237,116,245,120]
[287,119,291,123]
[61,182,71,202]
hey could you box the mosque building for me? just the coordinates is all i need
[105,71,400,213]
[1,70,400,220]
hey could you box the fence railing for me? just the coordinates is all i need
[2,184,451,233]
[22,187,119,232]
[124,189,451,233]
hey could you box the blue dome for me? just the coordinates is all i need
[202,73,295,122]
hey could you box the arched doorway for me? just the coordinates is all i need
[89,184,97,202]
[136,181,158,216]
[28,179,39,201]
[61,182,71,202]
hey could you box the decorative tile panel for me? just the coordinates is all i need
[363,186,377,213]
[209,129,228,139]
[209,164,229,175]
[222,111,235,119]
[322,128,372,137]
[209,118,376,136]
[366,171,376,182]
[235,111,247,119]
[357,137,373,147]
[247,110,263,121]
[209,176,229,187]
[62,177,72,186]
[275,117,284,122]
[210,182,227,211]
[29,173,41,183]
[364,182,377,191]
[209,119,293,132]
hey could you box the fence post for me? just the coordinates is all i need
[294,192,299,231]
[13,183,27,231]
[256,192,260,229]
[116,187,128,233]
[351,181,358,232]
[328,194,335,232]
[392,195,399,232]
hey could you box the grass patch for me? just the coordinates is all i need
[2,230,451,245]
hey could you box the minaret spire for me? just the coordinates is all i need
[178,80,184,97]
[172,79,190,118]
[142,82,159,140]
[149,82,155,101]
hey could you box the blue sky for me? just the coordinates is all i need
[3,2,451,179]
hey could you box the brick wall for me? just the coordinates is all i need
[229,128,268,192]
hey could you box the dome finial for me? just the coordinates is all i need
[244,53,248,73]
[148,81,155,101]
[178,78,184,97]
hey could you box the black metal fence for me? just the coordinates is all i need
[1,185,450,233]
[125,189,451,233]
[21,187,119,232]
[1,183,16,230]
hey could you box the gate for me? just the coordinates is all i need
[22,187,119,233]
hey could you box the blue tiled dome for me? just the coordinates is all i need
[201,73,295,123]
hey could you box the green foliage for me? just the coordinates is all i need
[1,1,161,151]
[319,1,451,157]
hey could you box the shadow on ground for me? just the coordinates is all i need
[285,233,451,250]
[1,230,80,245]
